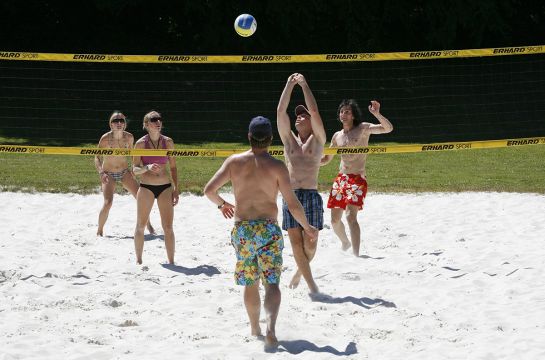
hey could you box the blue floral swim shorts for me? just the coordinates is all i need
[230,219,284,286]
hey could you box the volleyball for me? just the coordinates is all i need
[234,14,257,37]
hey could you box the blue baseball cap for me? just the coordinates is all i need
[248,116,272,139]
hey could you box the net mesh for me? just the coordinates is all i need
[1,54,545,145]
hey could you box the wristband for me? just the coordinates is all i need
[218,200,226,209]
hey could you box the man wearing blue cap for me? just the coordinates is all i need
[277,73,326,295]
[204,116,318,351]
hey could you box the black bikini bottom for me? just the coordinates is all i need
[140,183,171,199]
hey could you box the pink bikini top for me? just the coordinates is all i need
[141,135,168,165]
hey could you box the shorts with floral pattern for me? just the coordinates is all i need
[230,219,284,286]
[326,173,368,210]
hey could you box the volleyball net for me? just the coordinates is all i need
[1,45,545,155]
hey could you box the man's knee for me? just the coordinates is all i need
[305,238,318,252]
[264,283,280,295]
[103,198,113,209]
[345,210,359,224]
[287,229,304,245]
[331,213,343,224]
[303,231,319,246]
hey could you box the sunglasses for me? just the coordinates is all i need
[111,118,125,124]
[149,117,162,123]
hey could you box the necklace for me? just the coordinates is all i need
[149,135,160,149]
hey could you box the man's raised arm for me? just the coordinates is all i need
[297,74,327,144]
[276,74,298,142]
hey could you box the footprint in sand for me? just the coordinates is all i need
[341,273,361,281]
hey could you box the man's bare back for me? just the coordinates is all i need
[226,150,287,221]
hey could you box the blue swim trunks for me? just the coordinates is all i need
[230,219,284,286]
[282,189,324,230]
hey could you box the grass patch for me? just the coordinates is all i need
[1,139,544,194]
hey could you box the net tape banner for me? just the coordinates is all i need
[1,45,544,64]
[1,138,543,157]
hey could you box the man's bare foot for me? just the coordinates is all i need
[97,229,103,237]
[146,223,155,234]
[289,271,302,289]
[341,241,351,251]
[136,259,143,265]
[264,332,278,352]
[308,283,320,295]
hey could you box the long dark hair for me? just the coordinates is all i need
[338,99,363,126]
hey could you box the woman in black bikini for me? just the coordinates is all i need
[133,110,179,264]
[94,111,155,236]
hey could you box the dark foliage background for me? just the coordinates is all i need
[1,0,544,145]
[1,0,544,54]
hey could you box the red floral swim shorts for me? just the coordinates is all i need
[326,173,368,210]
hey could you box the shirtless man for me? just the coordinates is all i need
[204,116,318,351]
[321,99,393,256]
[276,73,326,294]
[94,111,154,236]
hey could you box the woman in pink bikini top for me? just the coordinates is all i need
[132,110,179,265]
[141,134,169,165]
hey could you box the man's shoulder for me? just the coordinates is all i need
[270,155,287,165]
[308,134,325,147]
[235,151,284,167]
[225,151,250,164]
[268,156,289,173]
[280,131,298,147]
[357,122,372,130]
[331,130,343,139]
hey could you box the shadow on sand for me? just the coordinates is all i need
[359,254,385,260]
[274,340,357,355]
[161,263,221,277]
[103,235,133,240]
[310,293,396,309]
[103,234,163,241]
[144,234,164,241]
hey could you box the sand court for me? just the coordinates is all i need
[1,191,544,359]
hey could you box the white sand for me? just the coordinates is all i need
[1,191,544,359]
